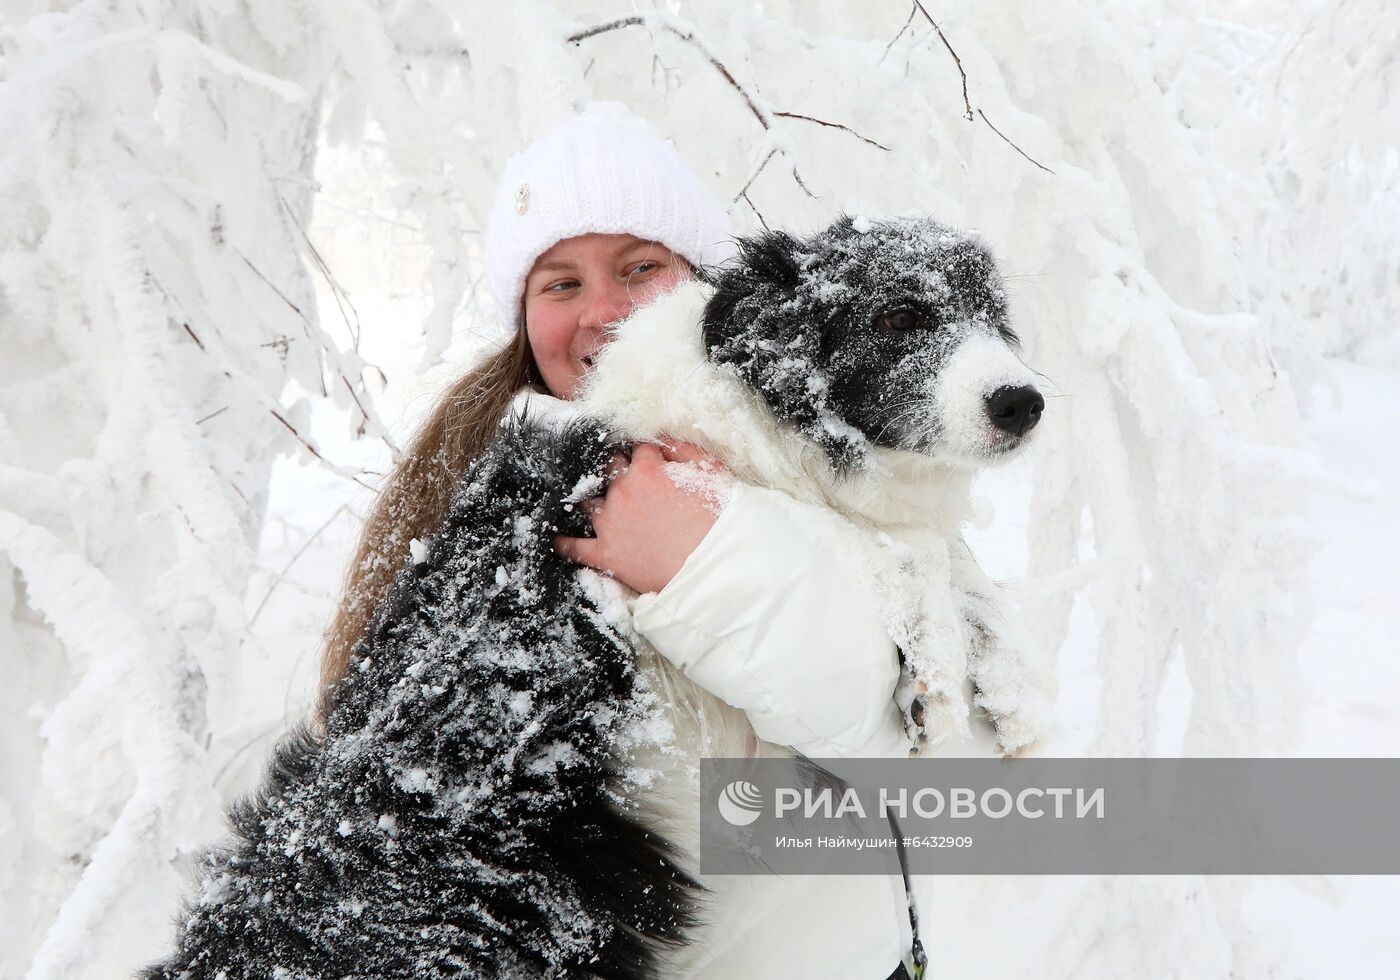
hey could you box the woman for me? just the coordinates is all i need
[318,103,921,978]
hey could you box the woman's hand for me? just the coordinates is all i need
[553,439,731,595]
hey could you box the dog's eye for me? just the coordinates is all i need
[875,309,922,331]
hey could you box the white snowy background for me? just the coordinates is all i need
[2,1,1396,977]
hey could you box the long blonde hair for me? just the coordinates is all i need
[317,322,538,719]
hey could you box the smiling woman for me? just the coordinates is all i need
[523,234,691,399]
[146,102,927,979]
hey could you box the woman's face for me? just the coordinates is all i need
[523,233,691,399]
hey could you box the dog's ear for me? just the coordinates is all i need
[700,230,801,344]
[701,230,867,473]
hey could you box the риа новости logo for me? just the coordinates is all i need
[717,780,763,826]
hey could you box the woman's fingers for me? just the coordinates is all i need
[629,443,663,465]
[552,534,605,570]
[603,451,629,482]
[555,437,725,595]
[653,437,723,467]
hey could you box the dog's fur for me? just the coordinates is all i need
[144,215,1052,979]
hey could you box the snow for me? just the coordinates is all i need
[3,0,1397,977]
[660,459,734,516]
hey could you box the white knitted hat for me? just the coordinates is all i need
[482,102,734,339]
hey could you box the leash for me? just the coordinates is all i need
[803,752,927,978]
[887,809,928,979]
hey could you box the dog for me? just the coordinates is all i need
[581,214,1054,758]
[144,215,1052,979]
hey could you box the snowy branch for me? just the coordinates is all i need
[154,29,306,103]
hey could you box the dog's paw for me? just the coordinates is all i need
[894,671,968,748]
[978,685,1054,757]
[490,415,622,538]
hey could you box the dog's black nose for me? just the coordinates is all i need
[985,385,1044,436]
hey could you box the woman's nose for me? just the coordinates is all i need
[581,280,635,330]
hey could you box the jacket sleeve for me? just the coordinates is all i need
[630,481,914,759]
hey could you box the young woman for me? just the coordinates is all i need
[318,103,921,978]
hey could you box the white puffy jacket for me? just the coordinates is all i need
[629,479,917,979]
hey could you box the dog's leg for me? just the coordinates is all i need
[867,540,972,752]
[948,538,1057,756]
[894,588,975,751]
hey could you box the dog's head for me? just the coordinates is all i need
[702,215,1043,473]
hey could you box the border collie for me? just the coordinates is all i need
[144,215,1053,979]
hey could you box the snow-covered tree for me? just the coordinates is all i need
[0,1,392,975]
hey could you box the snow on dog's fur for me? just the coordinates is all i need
[144,215,1054,980]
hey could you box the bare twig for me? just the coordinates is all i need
[977,108,1055,174]
[566,14,644,44]
[180,307,385,492]
[651,53,680,96]
[239,249,402,459]
[911,1,973,121]
[773,111,891,151]
[904,6,1053,174]
[195,406,228,425]
[260,335,291,362]
[742,191,770,231]
[568,14,769,130]
[213,723,284,788]
[248,503,352,627]
[238,252,315,331]
[341,375,375,440]
[880,3,919,65]
[269,410,376,490]
[732,147,778,204]
[181,322,205,350]
[238,251,327,394]
[276,193,363,352]
[569,12,842,205]
[790,166,818,201]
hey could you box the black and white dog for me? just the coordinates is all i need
[144,215,1053,979]
[583,214,1054,758]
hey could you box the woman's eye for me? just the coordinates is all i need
[628,261,660,278]
[546,279,580,293]
[875,308,922,330]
